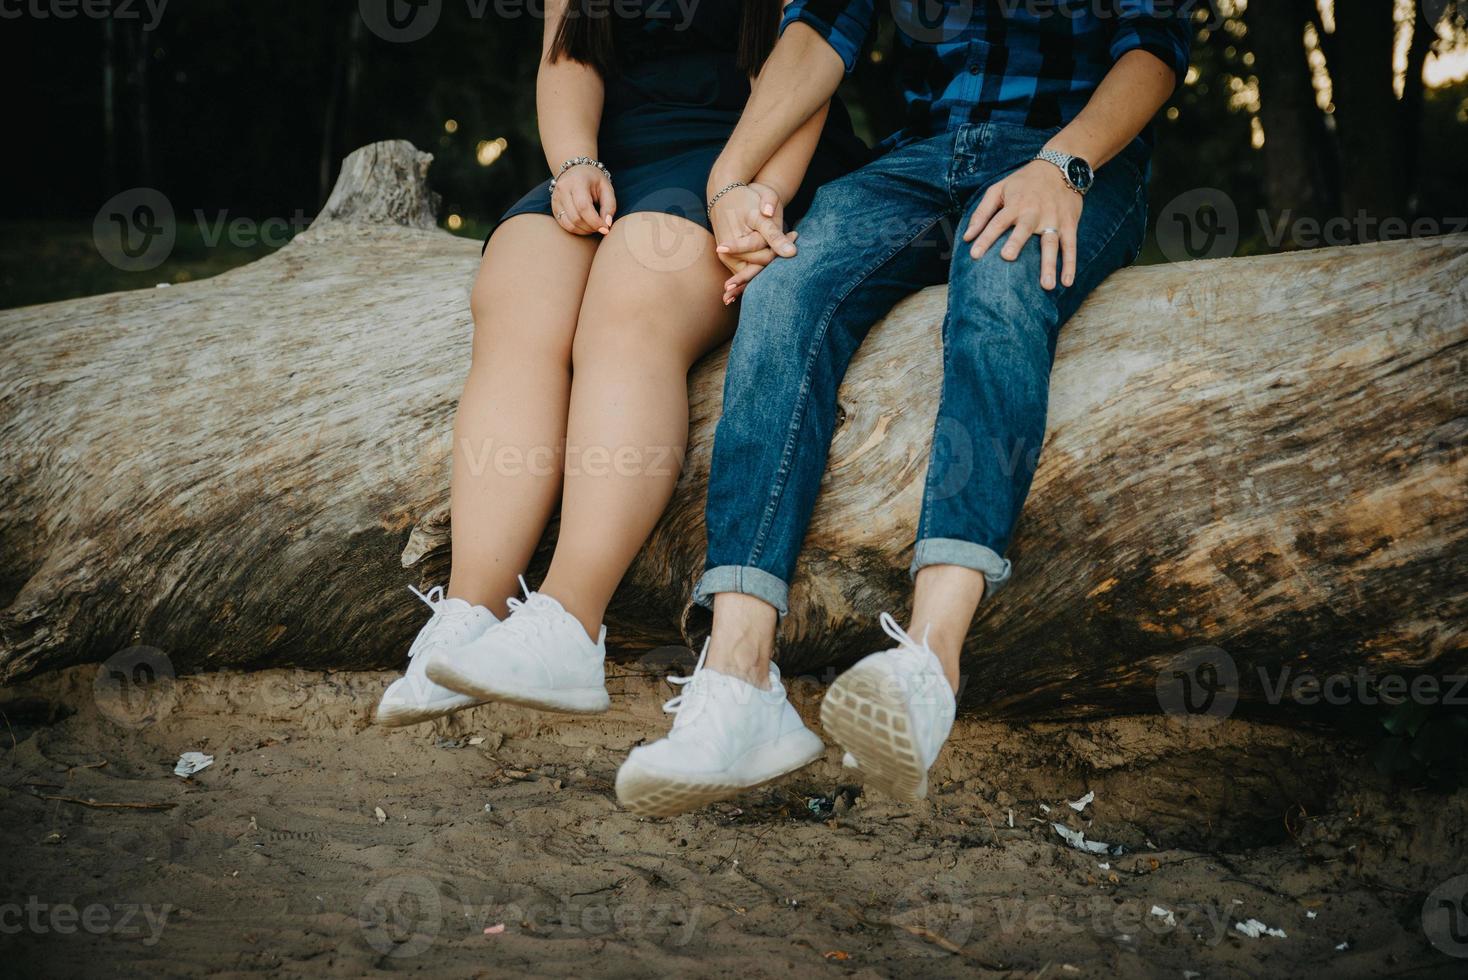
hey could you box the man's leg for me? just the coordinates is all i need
[822,129,1149,801]
[910,134,1150,689]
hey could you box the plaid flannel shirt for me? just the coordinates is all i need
[783,0,1196,149]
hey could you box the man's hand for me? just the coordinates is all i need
[710,182,797,305]
[962,159,1084,290]
[551,163,615,236]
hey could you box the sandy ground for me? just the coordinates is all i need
[2,659,1465,978]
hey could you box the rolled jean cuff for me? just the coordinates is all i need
[693,565,791,616]
[910,538,1013,596]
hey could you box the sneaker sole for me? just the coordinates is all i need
[373,696,485,728]
[425,660,610,715]
[615,729,825,818]
[821,660,929,802]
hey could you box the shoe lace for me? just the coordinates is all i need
[661,640,711,728]
[406,584,477,658]
[496,575,553,642]
[878,610,932,659]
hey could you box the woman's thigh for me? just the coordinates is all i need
[573,211,736,365]
[472,214,600,363]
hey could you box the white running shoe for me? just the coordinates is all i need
[374,585,500,727]
[615,642,826,817]
[820,612,956,802]
[424,581,611,714]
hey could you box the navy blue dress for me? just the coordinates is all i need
[495,0,868,236]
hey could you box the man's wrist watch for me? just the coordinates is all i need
[1035,149,1094,196]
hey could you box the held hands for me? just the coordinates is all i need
[552,163,615,236]
[962,159,1083,291]
[710,182,796,306]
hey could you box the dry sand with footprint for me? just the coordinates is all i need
[2,661,1465,978]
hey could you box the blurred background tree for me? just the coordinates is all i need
[2,0,1465,308]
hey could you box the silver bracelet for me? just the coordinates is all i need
[706,180,748,218]
[548,156,610,192]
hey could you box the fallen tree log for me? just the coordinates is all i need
[2,140,1464,720]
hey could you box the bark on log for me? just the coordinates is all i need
[2,140,1465,720]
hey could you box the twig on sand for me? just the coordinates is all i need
[67,760,109,773]
[836,903,1008,971]
[37,794,176,812]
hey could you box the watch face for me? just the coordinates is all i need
[1068,157,1092,192]
[1067,157,1094,192]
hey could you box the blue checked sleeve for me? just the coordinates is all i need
[1109,0,1197,81]
[779,0,875,74]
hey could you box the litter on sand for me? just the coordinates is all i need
[1306,911,1318,919]
[1335,941,1350,951]
[1052,823,1115,855]
[1234,918,1288,939]
[1068,791,1095,812]
[483,923,505,935]
[1149,906,1176,927]
[374,806,387,824]
[173,752,214,778]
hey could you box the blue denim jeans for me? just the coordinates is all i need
[695,122,1149,614]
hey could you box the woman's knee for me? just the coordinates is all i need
[469,268,574,364]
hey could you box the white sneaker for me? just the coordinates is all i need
[374,585,499,727]
[615,642,825,817]
[424,582,611,714]
[820,612,956,802]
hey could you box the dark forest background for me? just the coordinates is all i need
[2,0,1466,309]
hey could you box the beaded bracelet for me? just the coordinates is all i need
[548,156,611,192]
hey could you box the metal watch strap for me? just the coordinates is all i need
[1035,149,1085,195]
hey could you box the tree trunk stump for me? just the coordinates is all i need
[2,140,1464,720]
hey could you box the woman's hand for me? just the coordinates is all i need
[962,159,1084,290]
[711,182,795,305]
[551,163,615,236]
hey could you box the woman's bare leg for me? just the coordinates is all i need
[539,212,736,634]
[446,215,598,615]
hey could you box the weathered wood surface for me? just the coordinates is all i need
[2,140,1464,718]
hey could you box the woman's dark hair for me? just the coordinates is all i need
[548,0,781,75]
